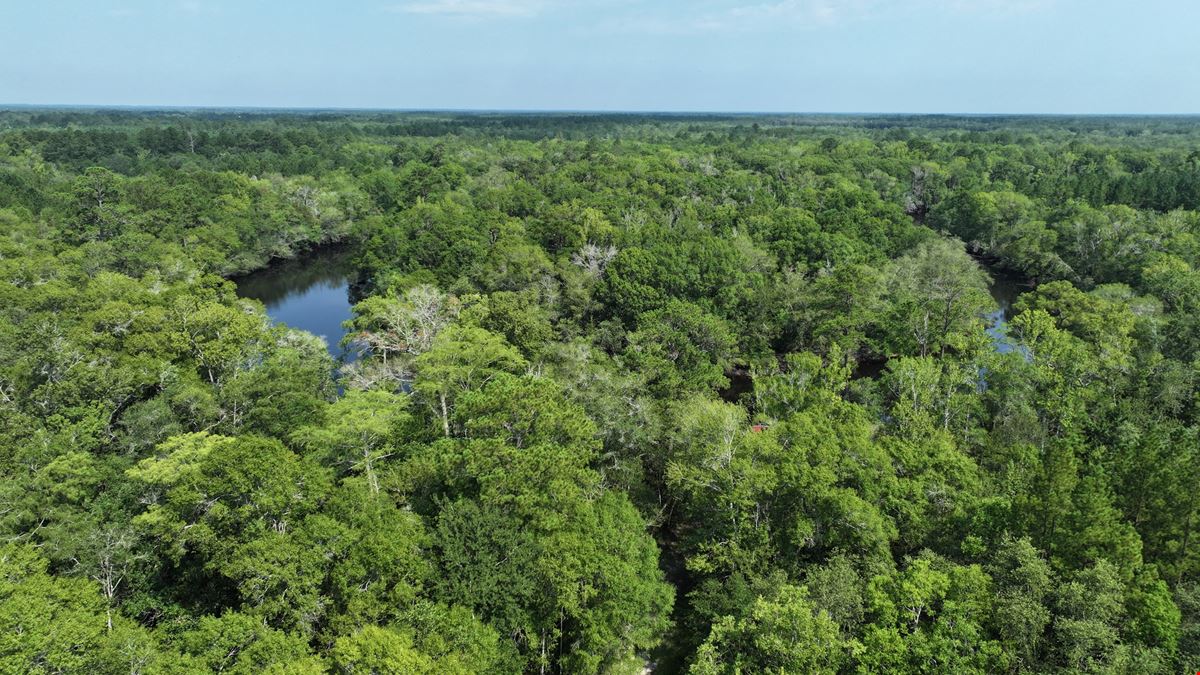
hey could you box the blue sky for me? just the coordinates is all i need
[2,0,1196,112]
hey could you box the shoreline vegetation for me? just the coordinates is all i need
[3,110,1200,673]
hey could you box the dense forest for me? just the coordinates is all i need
[3,109,1200,673]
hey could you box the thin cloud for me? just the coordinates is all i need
[606,0,1055,35]
[607,1,867,35]
[388,0,633,19]
[175,0,223,15]
[726,0,868,23]
[391,0,551,17]
[942,0,1055,12]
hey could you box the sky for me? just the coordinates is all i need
[1,0,1197,113]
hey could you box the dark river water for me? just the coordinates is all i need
[984,266,1031,356]
[232,247,356,362]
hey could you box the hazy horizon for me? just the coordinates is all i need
[3,105,1198,117]
[4,0,1198,114]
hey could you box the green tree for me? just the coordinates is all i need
[883,238,993,358]
[413,325,526,437]
[624,299,734,398]
[690,584,845,675]
[0,543,190,674]
[291,389,408,493]
[66,167,127,244]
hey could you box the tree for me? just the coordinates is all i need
[172,612,317,674]
[291,390,408,493]
[128,433,333,630]
[690,584,845,675]
[167,295,264,386]
[406,375,673,673]
[0,543,188,673]
[985,537,1054,671]
[461,289,554,356]
[331,625,441,674]
[66,167,126,244]
[881,355,985,439]
[1176,581,1200,671]
[883,237,993,358]
[623,300,734,398]
[1051,560,1127,672]
[345,284,460,387]
[60,522,147,633]
[596,247,670,323]
[320,480,431,635]
[858,554,1002,674]
[430,491,673,674]
[413,326,526,437]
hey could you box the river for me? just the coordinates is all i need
[232,246,357,362]
[983,264,1031,356]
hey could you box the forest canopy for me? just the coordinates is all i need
[3,110,1200,673]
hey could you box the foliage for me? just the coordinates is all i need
[3,110,1200,673]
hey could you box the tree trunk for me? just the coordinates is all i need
[440,393,450,437]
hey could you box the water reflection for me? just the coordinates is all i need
[232,247,356,362]
[984,267,1032,358]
